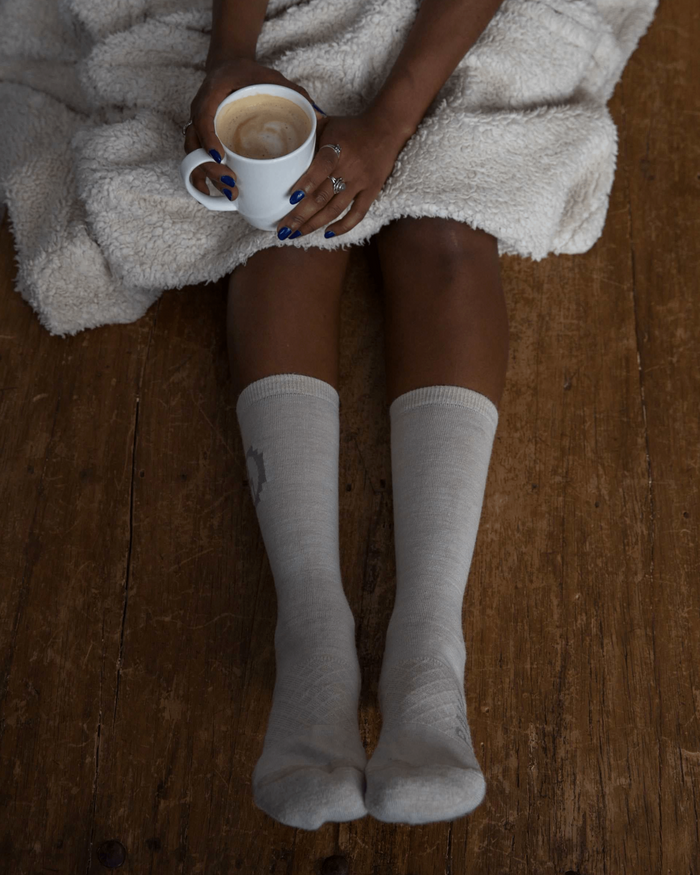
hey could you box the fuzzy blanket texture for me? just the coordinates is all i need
[0,0,657,337]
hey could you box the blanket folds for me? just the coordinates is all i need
[0,0,657,336]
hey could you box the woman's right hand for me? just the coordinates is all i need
[184,58,322,201]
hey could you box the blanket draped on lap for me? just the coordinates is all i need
[0,0,657,336]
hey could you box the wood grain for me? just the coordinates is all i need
[0,0,697,870]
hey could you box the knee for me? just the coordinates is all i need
[379,217,499,284]
[378,217,502,311]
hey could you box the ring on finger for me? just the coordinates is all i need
[291,179,350,236]
[328,175,346,194]
[182,120,193,136]
[319,143,342,158]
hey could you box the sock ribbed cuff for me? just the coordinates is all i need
[236,373,339,418]
[389,384,498,431]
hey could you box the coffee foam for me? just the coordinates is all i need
[217,94,312,160]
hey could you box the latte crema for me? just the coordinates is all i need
[217,94,312,160]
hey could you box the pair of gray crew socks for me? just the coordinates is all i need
[235,372,498,830]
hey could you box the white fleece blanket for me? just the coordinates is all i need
[0,0,657,337]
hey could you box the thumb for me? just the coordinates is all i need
[315,114,331,139]
[195,110,225,165]
[285,81,327,119]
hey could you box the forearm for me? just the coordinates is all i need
[205,0,269,69]
[365,0,504,141]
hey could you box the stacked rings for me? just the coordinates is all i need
[320,144,345,192]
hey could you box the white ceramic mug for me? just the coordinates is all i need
[180,83,317,231]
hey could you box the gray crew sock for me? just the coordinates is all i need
[235,373,367,831]
[364,384,498,825]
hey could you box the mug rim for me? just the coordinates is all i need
[214,84,317,164]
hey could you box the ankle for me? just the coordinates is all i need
[275,609,357,655]
[383,619,466,681]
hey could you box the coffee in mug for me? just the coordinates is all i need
[217,93,313,160]
[180,83,318,231]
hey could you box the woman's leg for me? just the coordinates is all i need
[228,244,372,831]
[365,216,509,825]
[227,244,349,401]
[378,216,508,409]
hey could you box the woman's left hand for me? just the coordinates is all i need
[276,112,411,240]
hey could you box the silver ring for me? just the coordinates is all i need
[319,143,342,158]
[182,120,193,136]
[329,175,346,194]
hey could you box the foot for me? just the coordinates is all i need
[252,651,368,830]
[364,656,486,825]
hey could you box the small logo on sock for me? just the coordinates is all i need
[245,445,267,507]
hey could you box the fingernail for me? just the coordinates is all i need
[278,226,292,240]
[312,102,327,116]
[223,188,233,200]
[290,190,305,205]
[324,230,335,238]
[221,175,236,186]
[209,149,222,163]
[289,230,302,239]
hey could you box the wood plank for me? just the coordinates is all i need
[615,0,700,867]
[0,213,156,872]
[78,272,288,872]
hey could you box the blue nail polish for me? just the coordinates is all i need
[223,188,233,200]
[221,175,236,186]
[324,230,335,238]
[278,226,292,240]
[289,230,302,239]
[311,102,327,116]
[289,190,305,205]
[209,149,222,163]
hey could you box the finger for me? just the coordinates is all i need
[286,143,339,205]
[209,171,238,201]
[184,122,200,155]
[280,181,358,239]
[314,114,330,142]
[184,124,236,196]
[301,93,327,125]
[284,82,325,119]
[190,101,226,165]
[276,176,340,238]
[323,189,375,237]
[190,161,237,198]
[298,186,358,237]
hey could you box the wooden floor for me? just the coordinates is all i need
[1,1,698,872]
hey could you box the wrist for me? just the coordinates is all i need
[206,0,267,69]
[205,46,256,72]
[360,103,417,152]
[362,74,424,148]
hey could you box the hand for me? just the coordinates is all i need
[184,58,325,202]
[276,112,411,240]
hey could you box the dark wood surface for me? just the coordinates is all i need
[1,0,698,870]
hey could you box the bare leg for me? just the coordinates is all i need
[376,216,509,409]
[227,244,352,401]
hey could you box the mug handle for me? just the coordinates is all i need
[180,148,239,212]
